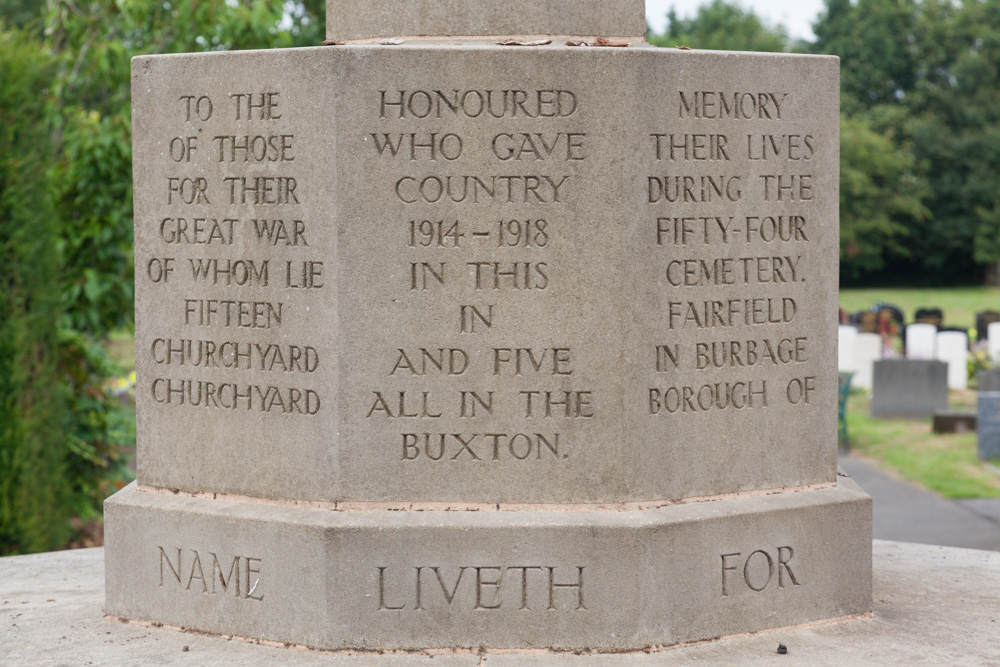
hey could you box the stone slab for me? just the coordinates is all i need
[3,541,996,665]
[932,410,976,434]
[871,359,948,419]
[104,478,871,651]
[326,0,646,42]
[132,44,840,505]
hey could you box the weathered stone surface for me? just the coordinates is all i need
[131,44,840,505]
[871,359,948,418]
[326,0,646,42]
[104,477,871,651]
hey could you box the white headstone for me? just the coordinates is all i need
[839,325,858,372]
[907,323,937,360]
[936,331,968,390]
[988,321,1000,364]
[853,333,882,390]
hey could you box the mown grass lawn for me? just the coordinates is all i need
[840,286,1000,330]
[845,389,1000,498]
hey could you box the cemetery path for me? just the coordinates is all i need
[840,456,1000,552]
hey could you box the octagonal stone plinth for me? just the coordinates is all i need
[105,477,870,650]
[132,45,839,506]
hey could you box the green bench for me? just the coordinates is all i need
[838,371,854,450]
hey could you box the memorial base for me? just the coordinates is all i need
[104,478,871,651]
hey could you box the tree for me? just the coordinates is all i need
[0,1,329,554]
[649,0,789,52]
[840,114,929,281]
[44,0,323,335]
[812,0,1000,285]
[906,0,1000,284]
[812,0,933,112]
[0,0,45,31]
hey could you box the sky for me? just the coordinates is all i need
[646,0,827,42]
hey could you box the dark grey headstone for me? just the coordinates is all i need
[978,392,1000,460]
[932,411,977,434]
[978,369,1000,392]
[871,359,949,418]
[976,310,1000,343]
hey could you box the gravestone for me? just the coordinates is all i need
[988,321,1000,363]
[104,1,871,650]
[873,303,904,329]
[858,311,878,334]
[852,332,881,390]
[871,359,948,418]
[936,331,968,390]
[978,369,1000,392]
[906,323,937,360]
[914,307,943,328]
[839,325,858,372]
[978,393,1000,460]
[976,310,1000,343]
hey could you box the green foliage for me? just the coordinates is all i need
[43,0,323,337]
[0,28,71,554]
[0,1,329,554]
[840,114,929,278]
[57,330,135,521]
[649,0,789,52]
[812,0,934,112]
[54,108,134,334]
[810,0,1000,284]
[0,0,45,32]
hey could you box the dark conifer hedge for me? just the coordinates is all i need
[0,29,72,554]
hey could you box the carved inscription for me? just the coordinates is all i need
[158,546,264,601]
[721,546,801,596]
[145,91,322,415]
[647,90,821,417]
[376,564,585,611]
[367,86,594,465]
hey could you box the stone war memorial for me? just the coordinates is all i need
[104,0,872,652]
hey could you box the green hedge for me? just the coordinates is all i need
[0,29,72,554]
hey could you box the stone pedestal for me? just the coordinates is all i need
[105,1,870,650]
[106,478,871,650]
